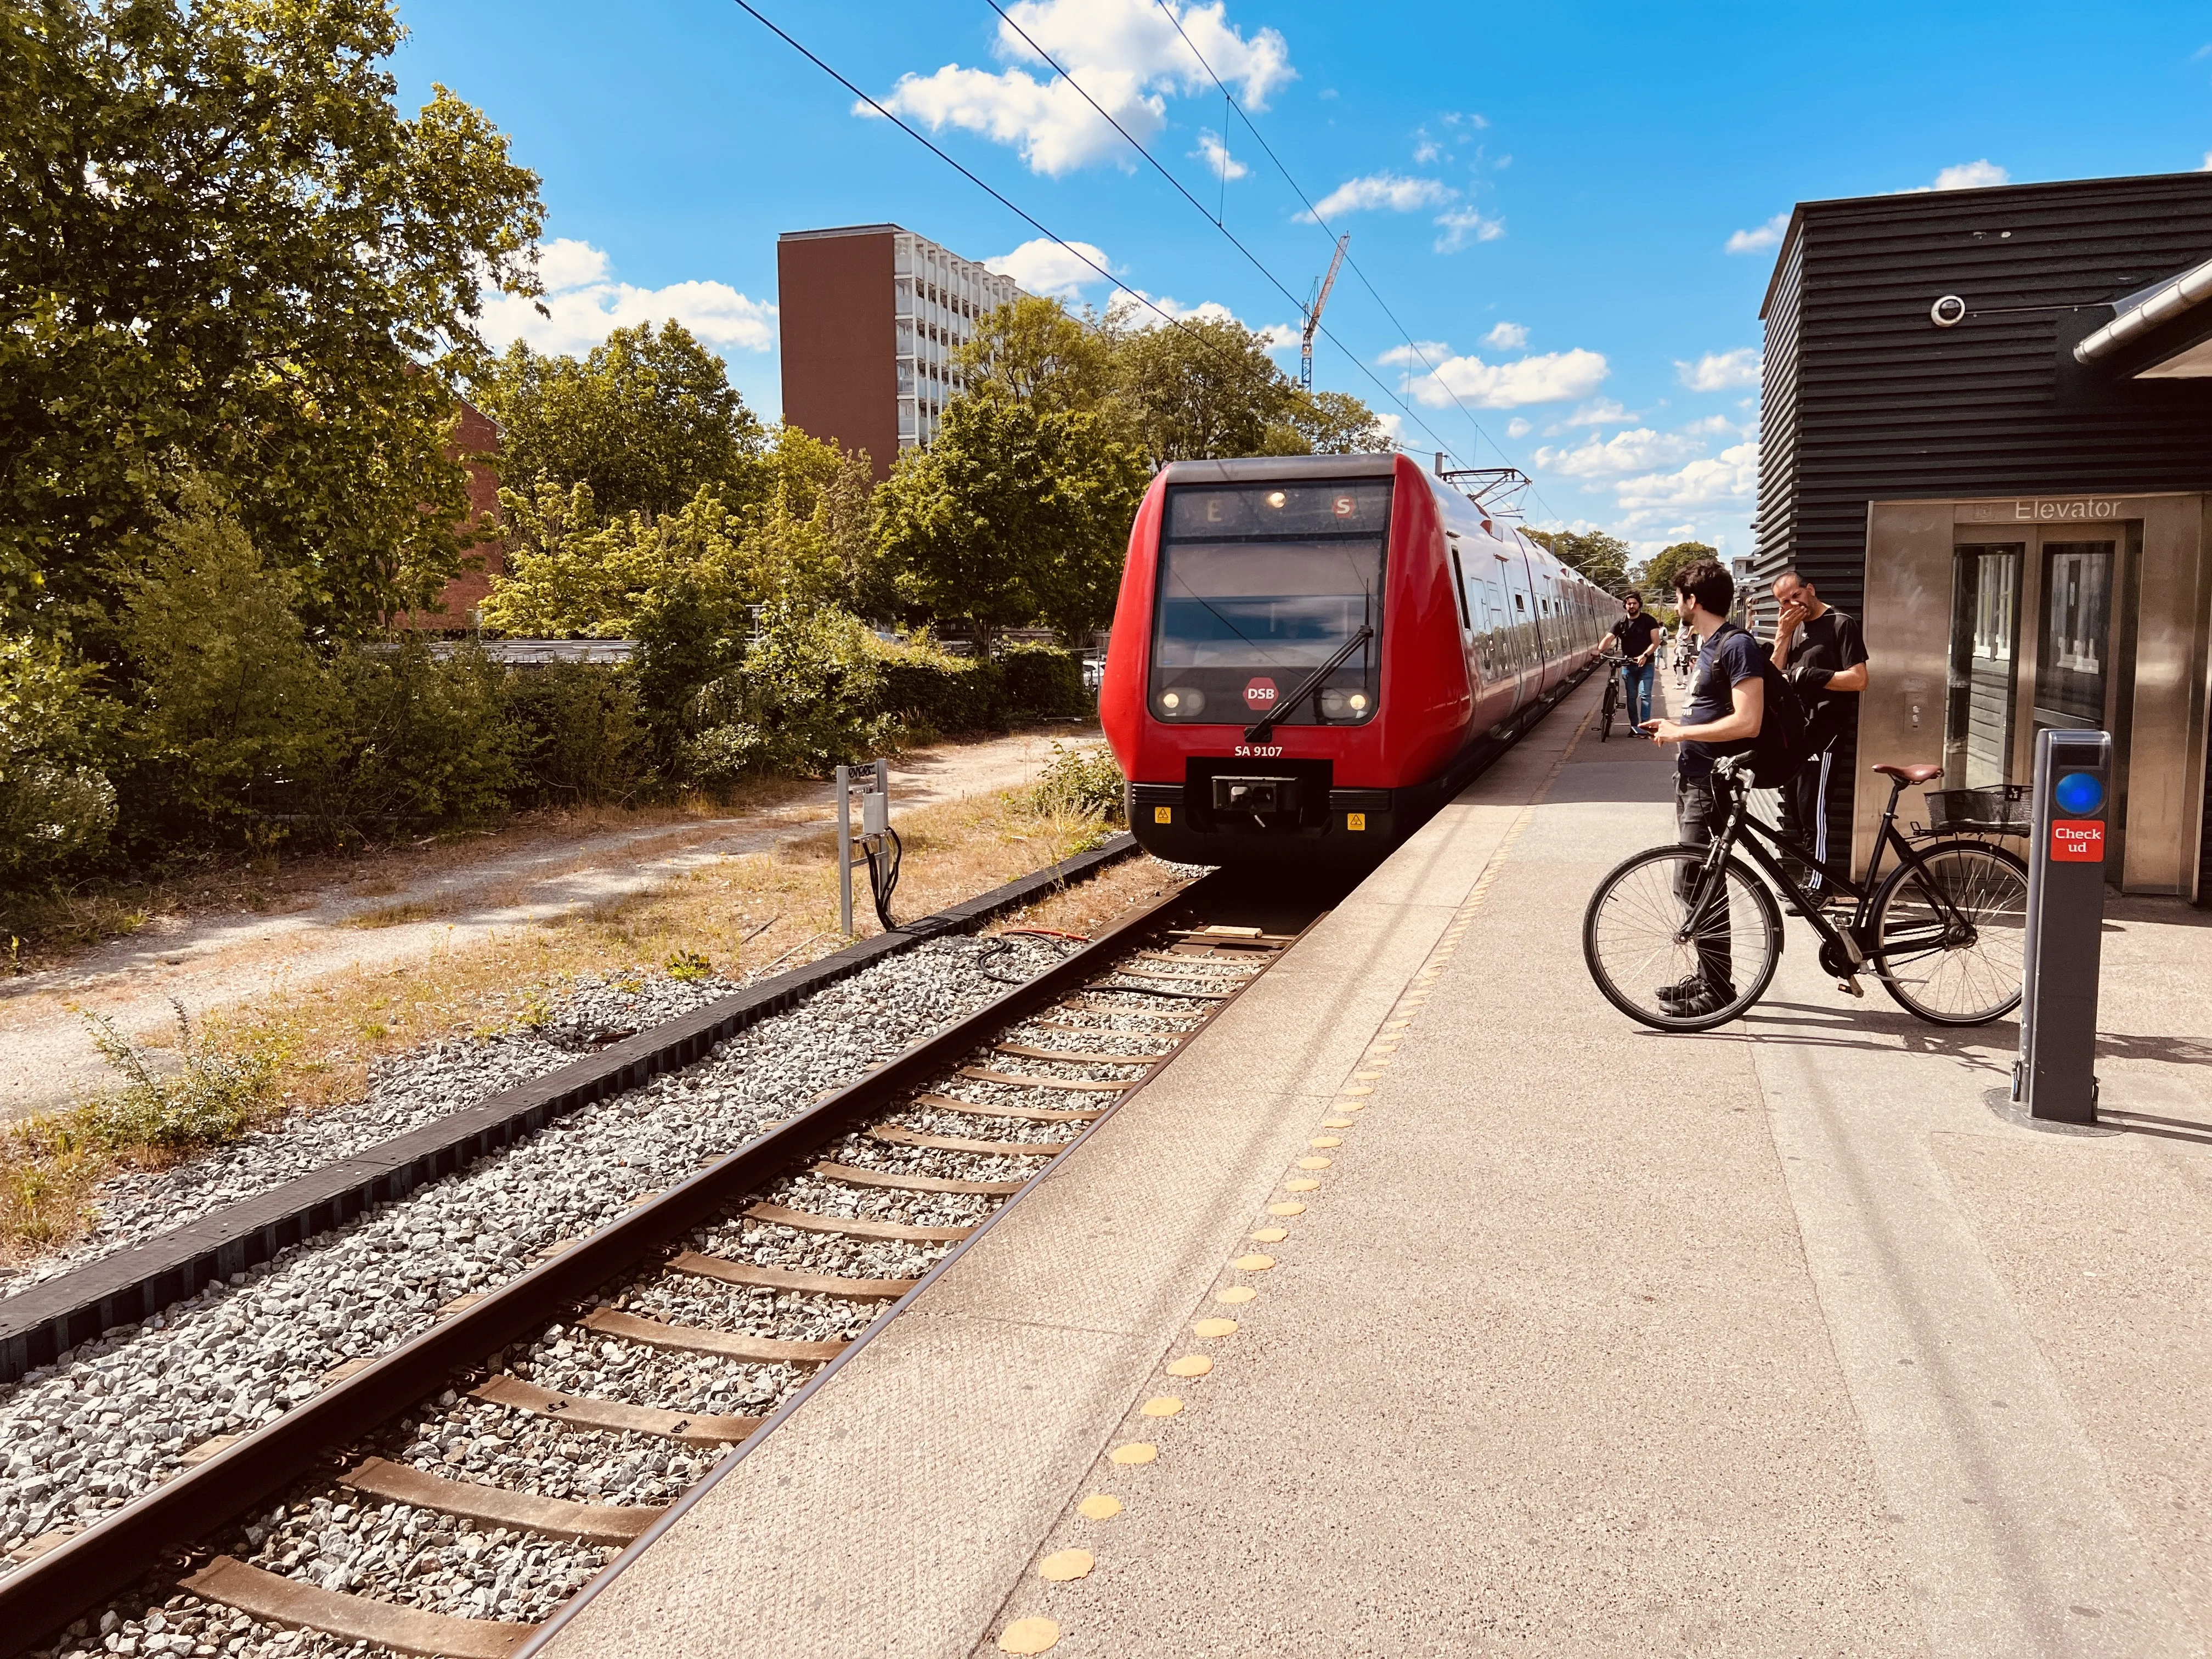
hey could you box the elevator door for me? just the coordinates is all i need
[2035,541,2115,733]
[1946,545,2022,787]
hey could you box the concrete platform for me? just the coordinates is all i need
[538,669,2212,1659]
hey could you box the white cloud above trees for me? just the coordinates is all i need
[1533,427,1704,478]
[1384,342,1609,408]
[478,238,775,357]
[1676,348,1762,391]
[871,0,1291,176]
[1305,172,1453,218]
[985,236,1117,298]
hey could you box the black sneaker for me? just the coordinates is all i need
[1654,975,1706,1009]
[1673,982,1740,1018]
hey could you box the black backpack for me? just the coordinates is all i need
[1747,652,1815,788]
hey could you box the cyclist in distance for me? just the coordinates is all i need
[1642,558,1765,1018]
[1609,591,1663,732]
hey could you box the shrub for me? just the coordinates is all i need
[80,1000,278,1154]
[1000,644,1090,720]
[685,605,904,780]
[1032,742,1125,823]
[328,640,517,827]
[0,635,117,877]
[873,641,1003,737]
[501,662,649,807]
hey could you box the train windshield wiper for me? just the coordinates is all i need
[1244,624,1373,743]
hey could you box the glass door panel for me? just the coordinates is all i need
[2035,542,2115,732]
[1947,545,2021,787]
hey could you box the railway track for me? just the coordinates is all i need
[12,868,1331,1659]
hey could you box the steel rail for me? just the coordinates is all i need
[0,868,1228,1658]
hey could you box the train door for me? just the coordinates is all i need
[1497,551,1537,708]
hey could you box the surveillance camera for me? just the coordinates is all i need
[1929,295,1967,328]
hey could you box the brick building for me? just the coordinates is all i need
[778,224,1024,479]
[419,394,503,630]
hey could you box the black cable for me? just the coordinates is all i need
[863,826,902,930]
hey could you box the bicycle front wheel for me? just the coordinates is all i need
[1870,839,2028,1025]
[1584,846,1781,1032]
[1600,679,1617,740]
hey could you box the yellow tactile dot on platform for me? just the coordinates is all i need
[1249,1227,1289,1242]
[1193,1317,1239,1338]
[1322,1118,1355,1129]
[1216,1285,1258,1304]
[1141,1396,1184,1417]
[1079,1494,1124,1520]
[1165,1354,1213,1378]
[1109,1442,1158,1465]
[1297,1156,1332,1170]
[1233,1253,1275,1271]
[1310,1136,1341,1148]
[1284,1177,1321,1192]
[999,1616,1062,1653]
[1267,1202,1306,1217]
[1040,1549,1094,1582]
[1341,1086,1374,1096]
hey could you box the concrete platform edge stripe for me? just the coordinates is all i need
[811,1160,1027,1197]
[470,1376,762,1445]
[0,835,1141,1383]
[665,1251,917,1300]
[508,869,1321,1659]
[338,1457,665,1544]
[581,1306,848,1364]
[743,1200,978,1241]
[180,1554,535,1658]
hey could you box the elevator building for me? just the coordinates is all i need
[1753,170,2212,898]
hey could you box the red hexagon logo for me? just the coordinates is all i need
[1244,677,1279,710]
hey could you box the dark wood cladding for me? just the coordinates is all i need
[1755,171,2212,620]
[778,228,898,479]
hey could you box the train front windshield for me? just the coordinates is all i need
[1149,481,1390,727]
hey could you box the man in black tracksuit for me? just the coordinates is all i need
[1768,570,1870,906]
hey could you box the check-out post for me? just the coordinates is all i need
[2015,729,2112,1124]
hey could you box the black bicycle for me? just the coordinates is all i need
[1598,648,1623,740]
[1582,755,2029,1031]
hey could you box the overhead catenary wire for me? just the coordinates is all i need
[1146,0,1576,527]
[972,0,1470,466]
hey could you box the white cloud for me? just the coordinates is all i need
[1684,413,1750,438]
[1378,341,1453,367]
[1194,130,1247,182]
[1112,290,1295,347]
[2201,150,2212,171]
[478,238,775,357]
[1395,346,1609,409]
[1506,417,1532,439]
[1305,172,1453,219]
[1412,135,1442,164]
[1725,212,1789,255]
[1432,207,1505,252]
[1895,159,2012,194]
[1483,321,1529,350]
[1533,428,1705,478]
[986,236,1115,298]
[1559,397,1634,427]
[1612,442,1759,512]
[1676,348,1762,392]
[872,0,1291,177]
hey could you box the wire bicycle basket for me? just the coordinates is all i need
[1915,783,2032,838]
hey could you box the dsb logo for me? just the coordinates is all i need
[1244,678,1278,710]
[2050,819,2105,864]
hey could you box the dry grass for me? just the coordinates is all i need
[0,786,1164,1260]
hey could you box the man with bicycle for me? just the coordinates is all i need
[1607,591,1663,730]
[1643,558,1763,1018]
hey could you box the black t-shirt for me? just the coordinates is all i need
[1680,622,1765,778]
[1780,607,1868,746]
[1611,613,1661,658]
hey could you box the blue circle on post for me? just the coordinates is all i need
[2054,771,2104,815]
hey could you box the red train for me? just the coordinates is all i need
[1099,453,1608,866]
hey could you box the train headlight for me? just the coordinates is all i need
[1265,490,1286,508]
[1318,688,1373,720]
[1158,687,1206,718]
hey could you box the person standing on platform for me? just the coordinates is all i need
[1645,558,1765,1017]
[1609,591,1662,731]
[1768,571,1870,909]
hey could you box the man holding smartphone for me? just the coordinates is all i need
[1769,570,1870,907]
[1642,558,1764,1017]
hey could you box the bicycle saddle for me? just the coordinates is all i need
[1872,762,1944,785]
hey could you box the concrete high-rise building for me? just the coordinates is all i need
[777,224,1025,479]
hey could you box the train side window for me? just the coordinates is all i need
[1448,547,1471,631]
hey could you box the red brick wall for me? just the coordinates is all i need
[408,396,504,630]
[779,229,898,481]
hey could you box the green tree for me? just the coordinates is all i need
[1109,310,1298,467]
[1634,540,1719,600]
[0,632,118,874]
[472,321,769,521]
[953,295,1119,415]
[874,398,1147,647]
[0,0,544,639]
[1525,528,1633,594]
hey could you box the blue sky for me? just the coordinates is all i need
[396,0,2212,565]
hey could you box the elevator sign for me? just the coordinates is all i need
[2050,820,2106,862]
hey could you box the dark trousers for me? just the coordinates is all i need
[1675,770,1734,989]
[1778,748,1837,895]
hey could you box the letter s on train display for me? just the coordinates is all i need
[2050,820,2106,863]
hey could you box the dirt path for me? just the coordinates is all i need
[1,729,1102,1120]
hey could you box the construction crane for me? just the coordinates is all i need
[1300,234,1350,391]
